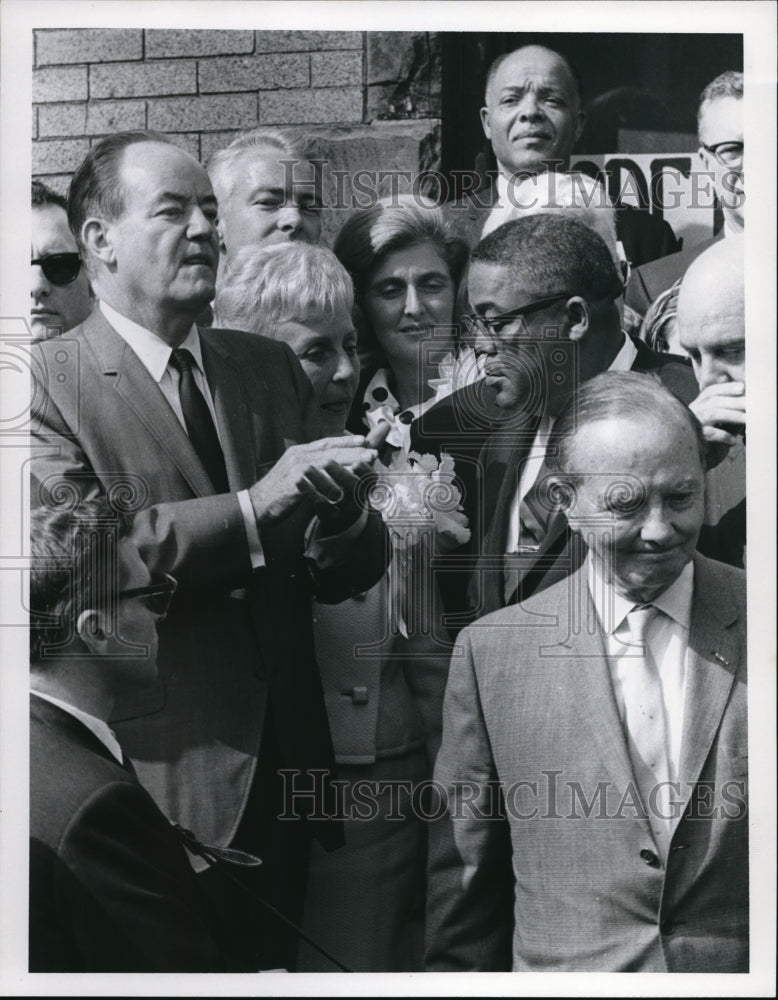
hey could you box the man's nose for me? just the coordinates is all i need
[188,207,215,239]
[517,90,544,121]
[695,356,731,389]
[31,264,51,299]
[473,325,497,356]
[639,504,676,545]
[276,204,304,233]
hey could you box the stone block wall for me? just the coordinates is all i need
[32,28,442,245]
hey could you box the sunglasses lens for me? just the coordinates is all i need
[38,255,82,285]
[146,590,173,616]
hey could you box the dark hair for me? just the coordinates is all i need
[333,198,469,361]
[32,179,67,210]
[472,213,623,301]
[30,498,130,662]
[484,45,583,107]
[67,129,174,258]
[545,371,708,482]
[334,198,469,298]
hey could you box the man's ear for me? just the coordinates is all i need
[75,608,111,655]
[81,217,116,268]
[563,295,590,342]
[546,474,577,514]
[574,109,586,145]
[480,105,492,141]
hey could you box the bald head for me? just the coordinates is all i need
[678,236,744,387]
[482,45,584,176]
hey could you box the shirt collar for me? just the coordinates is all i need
[31,689,124,764]
[495,170,512,205]
[100,300,202,383]
[587,556,695,635]
[608,332,638,373]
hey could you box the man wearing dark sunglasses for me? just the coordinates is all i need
[626,71,743,318]
[31,180,92,341]
[29,499,234,971]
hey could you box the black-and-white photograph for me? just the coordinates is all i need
[1,1,775,995]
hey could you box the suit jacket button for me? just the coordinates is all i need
[341,686,369,705]
[640,848,659,867]
[660,919,676,935]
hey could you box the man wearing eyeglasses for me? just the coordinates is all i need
[29,499,234,971]
[626,71,743,317]
[31,180,92,341]
[413,214,698,627]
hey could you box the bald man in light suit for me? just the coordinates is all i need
[427,372,747,972]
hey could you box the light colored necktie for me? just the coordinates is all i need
[622,605,673,856]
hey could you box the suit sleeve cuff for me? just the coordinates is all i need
[305,509,369,569]
[237,489,265,569]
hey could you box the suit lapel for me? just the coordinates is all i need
[200,332,257,491]
[676,556,742,801]
[31,694,124,770]
[82,311,215,496]
[462,181,497,243]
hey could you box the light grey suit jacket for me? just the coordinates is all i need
[30,309,388,853]
[426,553,748,972]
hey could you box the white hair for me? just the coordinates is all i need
[505,171,620,264]
[213,242,354,335]
[206,127,319,204]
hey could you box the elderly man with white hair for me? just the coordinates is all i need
[207,127,323,265]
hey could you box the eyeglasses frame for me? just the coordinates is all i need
[700,140,744,168]
[30,252,84,286]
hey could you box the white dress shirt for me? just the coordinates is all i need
[588,557,694,782]
[482,172,520,239]
[505,333,638,554]
[100,300,366,570]
[31,689,124,764]
[99,301,265,567]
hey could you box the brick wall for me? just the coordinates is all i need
[32,28,442,244]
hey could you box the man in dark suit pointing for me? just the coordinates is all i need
[30,130,388,968]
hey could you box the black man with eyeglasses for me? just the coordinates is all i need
[411,214,697,626]
[31,180,92,341]
[28,498,240,971]
[626,71,743,318]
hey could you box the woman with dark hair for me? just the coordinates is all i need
[334,196,472,454]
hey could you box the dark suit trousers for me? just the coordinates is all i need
[198,714,313,971]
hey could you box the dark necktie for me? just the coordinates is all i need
[169,348,229,494]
